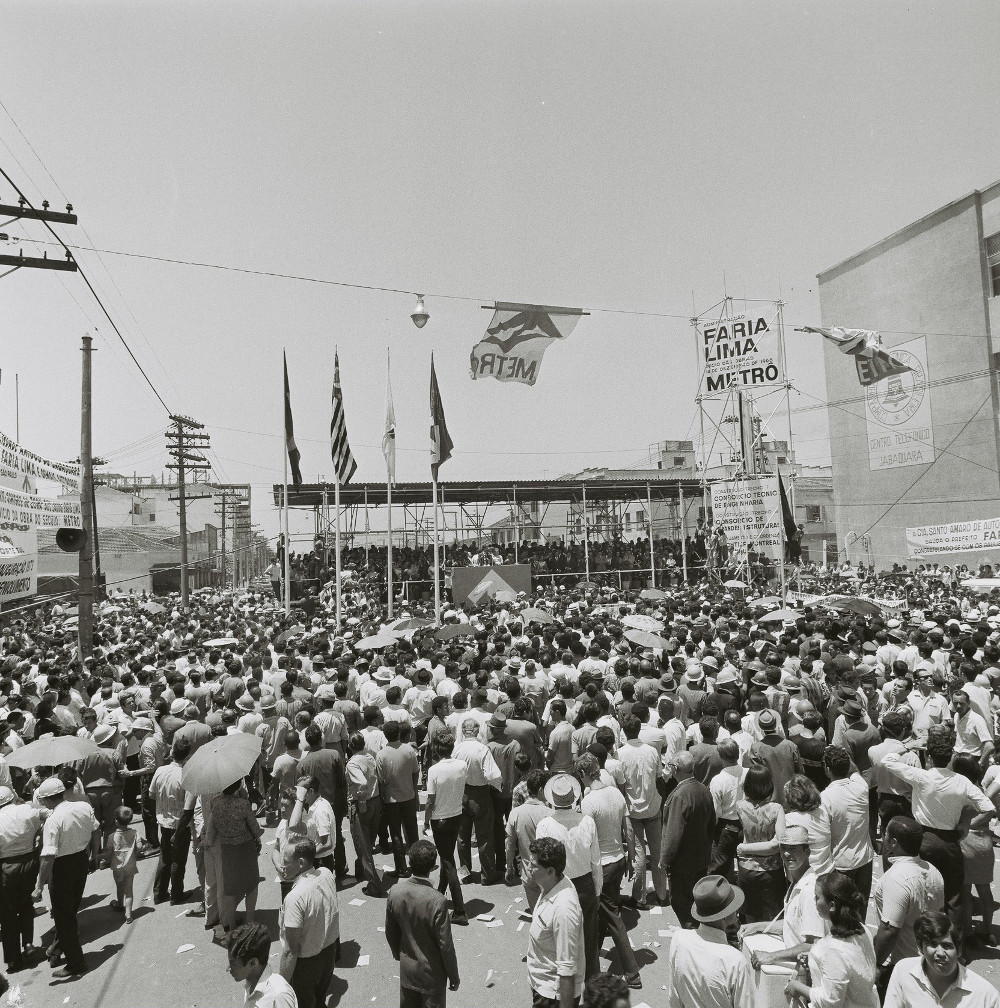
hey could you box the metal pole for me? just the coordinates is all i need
[364,485,370,567]
[679,486,688,584]
[432,475,441,623]
[15,373,19,443]
[582,484,590,579]
[282,431,290,617]
[513,484,519,564]
[78,336,94,659]
[176,418,189,606]
[647,482,655,588]
[335,478,342,631]
[387,479,394,619]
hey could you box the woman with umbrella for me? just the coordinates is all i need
[204,778,263,939]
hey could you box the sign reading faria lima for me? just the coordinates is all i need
[865,336,934,472]
[699,309,783,394]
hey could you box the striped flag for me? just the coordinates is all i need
[283,352,302,488]
[330,351,357,484]
[383,360,396,485]
[430,353,453,479]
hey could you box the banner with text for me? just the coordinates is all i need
[699,307,783,395]
[0,486,82,528]
[0,526,37,605]
[451,564,532,606]
[906,516,1000,558]
[711,476,782,562]
[0,432,80,491]
[866,336,934,471]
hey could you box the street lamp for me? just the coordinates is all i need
[410,295,429,329]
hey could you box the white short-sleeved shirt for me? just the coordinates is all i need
[426,757,468,821]
[281,866,340,959]
[874,855,945,962]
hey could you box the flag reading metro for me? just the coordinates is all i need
[797,325,915,387]
[470,302,586,386]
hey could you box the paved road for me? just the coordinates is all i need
[8,813,1000,1008]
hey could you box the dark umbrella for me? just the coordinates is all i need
[435,624,476,641]
[624,628,672,649]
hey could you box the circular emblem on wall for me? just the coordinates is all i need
[865,348,925,426]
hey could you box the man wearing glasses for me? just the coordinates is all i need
[905,669,947,750]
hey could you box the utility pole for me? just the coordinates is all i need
[78,335,95,658]
[166,416,211,605]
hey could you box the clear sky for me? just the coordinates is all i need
[1,0,998,546]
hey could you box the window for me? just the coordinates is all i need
[673,456,686,467]
[988,232,1000,297]
[806,504,822,523]
[149,513,156,522]
[635,509,645,524]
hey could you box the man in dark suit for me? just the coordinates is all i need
[659,751,716,928]
[385,839,460,1008]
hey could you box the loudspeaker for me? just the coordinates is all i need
[56,527,88,553]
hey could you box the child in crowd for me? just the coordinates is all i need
[102,805,139,922]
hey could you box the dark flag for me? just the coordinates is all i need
[283,352,302,488]
[430,354,453,479]
[778,472,797,541]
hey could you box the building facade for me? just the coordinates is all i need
[818,180,1000,567]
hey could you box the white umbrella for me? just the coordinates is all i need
[204,637,239,647]
[621,614,665,633]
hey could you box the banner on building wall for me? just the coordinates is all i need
[0,433,80,491]
[865,336,934,471]
[0,526,37,604]
[699,308,783,396]
[906,516,1000,558]
[0,486,82,528]
[710,476,782,562]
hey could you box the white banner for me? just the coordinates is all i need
[866,336,934,471]
[0,486,82,528]
[0,432,80,491]
[906,516,1000,558]
[699,309,783,395]
[0,526,37,605]
[470,303,583,386]
[711,475,783,562]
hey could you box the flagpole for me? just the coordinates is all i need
[432,474,441,624]
[335,475,342,631]
[386,347,394,619]
[282,391,290,618]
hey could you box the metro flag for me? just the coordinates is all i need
[470,302,584,386]
[797,326,915,387]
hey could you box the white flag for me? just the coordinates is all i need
[382,362,396,485]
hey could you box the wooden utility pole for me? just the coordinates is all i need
[78,335,95,658]
[166,416,210,605]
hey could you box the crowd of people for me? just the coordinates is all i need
[3,559,1000,1007]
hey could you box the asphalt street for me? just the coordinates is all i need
[8,810,1000,1008]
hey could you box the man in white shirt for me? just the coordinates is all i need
[873,816,945,1000]
[537,773,602,982]
[883,725,995,911]
[951,690,993,768]
[709,739,745,878]
[821,744,876,902]
[665,875,752,1008]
